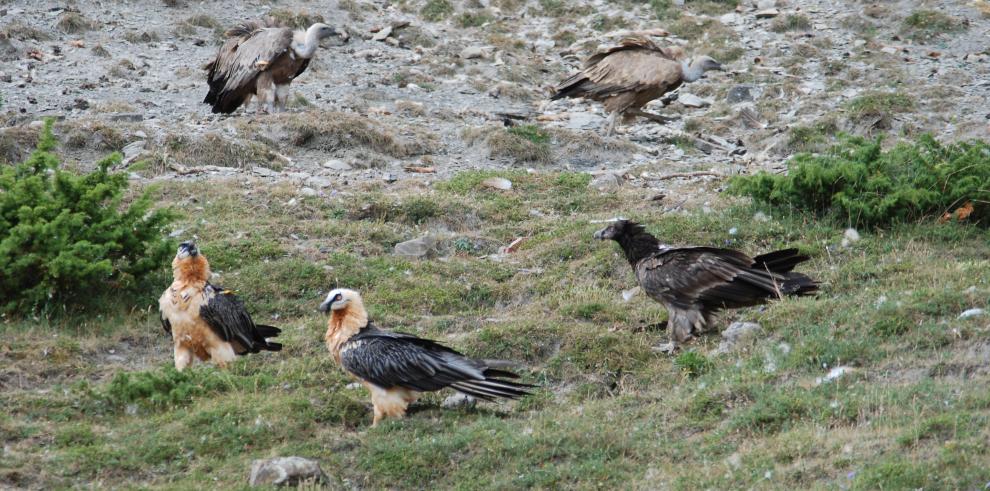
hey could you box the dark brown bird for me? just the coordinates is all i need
[203,20,347,114]
[551,37,723,135]
[594,220,818,353]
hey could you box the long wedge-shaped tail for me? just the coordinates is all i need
[449,367,535,401]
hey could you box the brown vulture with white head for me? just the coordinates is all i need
[594,220,818,353]
[319,288,534,426]
[159,241,282,370]
[551,36,723,135]
[203,19,348,114]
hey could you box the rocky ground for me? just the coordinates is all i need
[2,0,988,199]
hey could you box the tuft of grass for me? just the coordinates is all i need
[1,21,52,41]
[846,91,915,129]
[786,118,838,154]
[464,125,553,164]
[457,11,493,27]
[185,14,220,29]
[421,0,454,21]
[268,10,325,29]
[902,10,966,41]
[674,351,714,377]
[507,124,550,145]
[771,14,812,32]
[56,12,95,33]
[276,111,433,158]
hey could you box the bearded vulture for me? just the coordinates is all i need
[159,242,282,370]
[594,220,818,353]
[203,20,347,114]
[320,288,533,426]
[551,36,723,135]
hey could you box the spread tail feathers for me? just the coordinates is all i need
[255,325,283,351]
[780,272,818,296]
[451,378,535,402]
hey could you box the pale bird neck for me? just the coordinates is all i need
[682,59,704,83]
[293,26,321,58]
[325,299,368,363]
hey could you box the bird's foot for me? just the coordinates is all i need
[651,342,679,354]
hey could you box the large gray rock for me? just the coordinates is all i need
[726,85,755,103]
[248,457,327,487]
[442,393,477,410]
[717,322,763,354]
[394,235,436,258]
[589,173,622,191]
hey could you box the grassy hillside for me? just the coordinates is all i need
[2,171,989,489]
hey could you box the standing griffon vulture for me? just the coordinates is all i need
[319,288,534,426]
[203,19,348,114]
[594,220,818,353]
[551,37,723,135]
[159,242,282,370]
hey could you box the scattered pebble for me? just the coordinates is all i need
[815,366,855,385]
[958,308,986,319]
[441,393,476,410]
[481,177,512,190]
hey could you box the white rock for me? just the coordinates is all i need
[252,166,279,178]
[728,227,738,235]
[305,176,333,188]
[841,228,861,247]
[621,286,640,302]
[394,235,436,259]
[958,308,986,319]
[753,211,770,222]
[248,457,327,487]
[481,177,512,190]
[880,46,898,54]
[372,26,392,42]
[168,229,185,238]
[441,393,476,410]
[345,382,363,390]
[678,93,711,108]
[121,140,146,165]
[717,322,764,354]
[460,46,488,59]
[755,8,780,18]
[323,159,352,171]
[298,187,318,197]
[815,366,854,385]
[589,173,622,191]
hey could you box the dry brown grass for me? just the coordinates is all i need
[61,122,127,152]
[0,126,41,164]
[1,21,51,41]
[56,12,96,33]
[154,133,279,170]
[267,111,435,158]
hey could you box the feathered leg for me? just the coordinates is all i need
[653,308,699,354]
[208,343,237,369]
[255,73,275,114]
[174,345,194,371]
[604,111,619,136]
[274,84,291,112]
[368,384,414,427]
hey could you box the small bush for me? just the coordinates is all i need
[771,14,812,32]
[103,366,269,410]
[728,135,990,228]
[902,10,965,41]
[421,0,454,21]
[457,12,492,27]
[675,351,714,377]
[847,91,914,129]
[0,120,174,314]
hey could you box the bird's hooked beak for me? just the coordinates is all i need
[177,241,199,259]
[319,291,346,313]
[593,227,613,240]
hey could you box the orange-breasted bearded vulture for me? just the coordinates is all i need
[551,36,723,135]
[159,241,282,370]
[203,20,348,114]
[594,219,818,353]
[320,288,533,426]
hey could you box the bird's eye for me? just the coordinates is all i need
[334,294,342,301]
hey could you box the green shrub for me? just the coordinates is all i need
[728,135,990,228]
[675,351,714,377]
[103,366,274,410]
[421,0,453,21]
[0,119,174,314]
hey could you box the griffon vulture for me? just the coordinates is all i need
[320,288,533,426]
[594,220,818,353]
[551,37,723,135]
[159,242,282,370]
[203,20,348,114]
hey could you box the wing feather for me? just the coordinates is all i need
[199,284,281,354]
[341,333,531,398]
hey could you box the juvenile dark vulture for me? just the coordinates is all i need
[203,20,348,114]
[159,242,282,370]
[320,288,533,426]
[594,220,818,353]
[551,37,723,135]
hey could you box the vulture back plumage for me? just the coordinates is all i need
[551,37,687,114]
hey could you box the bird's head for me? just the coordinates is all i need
[311,22,349,43]
[175,241,199,259]
[319,288,361,313]
[593,218,638,241]
[694,55,723,75]
[172,241,210,282]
